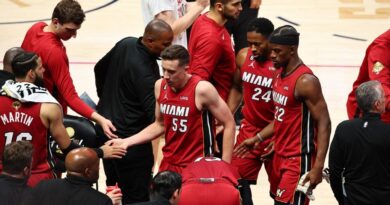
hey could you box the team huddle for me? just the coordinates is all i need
[1,0,390,205]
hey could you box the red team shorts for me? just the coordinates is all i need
[179,179,240,205]
[158,158,187,174]
[273,153,315,205]
[232,119,276,189]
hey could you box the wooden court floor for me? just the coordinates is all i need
[1,0,389,204]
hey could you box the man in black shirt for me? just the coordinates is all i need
[0,141,33,205]
[27,147,115,205]
[94,19,173,204]
[329,80,390,205]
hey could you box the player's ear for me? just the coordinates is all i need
[27,69,35,79]
[215,2,223,12]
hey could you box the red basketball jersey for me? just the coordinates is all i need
[158,76,213,167]
[181,157,240,187]
[179,157,240,205]
[241,50,276,128]
[0,96,50,175]
[272,65,317,157]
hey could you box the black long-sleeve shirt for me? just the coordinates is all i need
[24,174,112,205]
[94,37,160,158]
[329,113,390,205]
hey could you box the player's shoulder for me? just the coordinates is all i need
[195,80,215,93]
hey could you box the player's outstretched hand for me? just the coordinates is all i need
[100,143,126,159]
[233,137,258,158]
[260,141,274,161]
[106,138,129,150]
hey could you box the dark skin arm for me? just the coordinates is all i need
[227,48,247,114]
[233,120,274,158]
[297,74,331,189]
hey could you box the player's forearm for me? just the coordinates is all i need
[221,122,235,163]
[227,87,243,114]
[125,122,164,148]
[90,112,107,124]
[313,118,331,169]
[171,3,206,36]
[254,121,274,142]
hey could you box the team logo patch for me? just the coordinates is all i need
[12,101,21,110]
[372,61,384,74]
[248,61,255,68]
[276,188,286,198]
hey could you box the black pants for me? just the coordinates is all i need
[96,126,154,204]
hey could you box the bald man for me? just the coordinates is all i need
[1,47,24,86]
[94,19,173,204]
[28,148,114,205]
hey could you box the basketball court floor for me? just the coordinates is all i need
[1,0,389,204]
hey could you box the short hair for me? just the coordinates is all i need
[150,171,182,200]
[143,19,173,40]
[210,0,230,8]
[356,80,382,113]
[2,141,33,174]
[52,0,85,25]
[247,18,274,37]
[3,47,24,73]
[161,45,190,67]
[11,51,39,78]
[269,25,300,45]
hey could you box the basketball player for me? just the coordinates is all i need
[179,157,241,205]
[234,25,331,205]
[21,0,117,139]
[228,17,276,205]
[107,45,235,174]
[0,52,126,187]
[188,0,242,158]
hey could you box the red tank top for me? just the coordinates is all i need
[158,76,212,166]
[241,50,276,128]
[0,96,49,173]
[272,65,317,157]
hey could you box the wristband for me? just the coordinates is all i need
[93,148,104,158]
[256,132,264,142]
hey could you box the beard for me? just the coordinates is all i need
[34,76,45,87]
[222,11,238,21]
[255,54,268,63]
